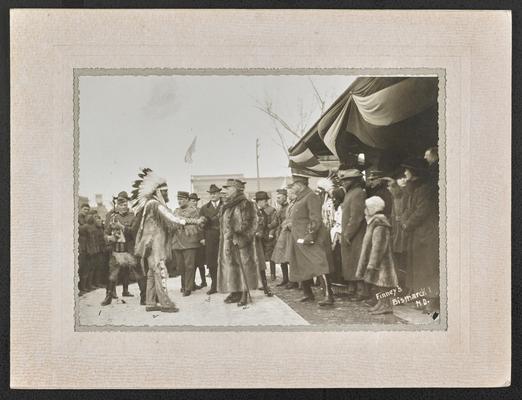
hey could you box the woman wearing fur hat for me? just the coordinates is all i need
[355,196,399,315]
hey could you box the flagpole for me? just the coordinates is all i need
[256,138,260,191]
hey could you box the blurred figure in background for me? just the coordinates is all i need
[78,203,91,296]
[365,170,393,219]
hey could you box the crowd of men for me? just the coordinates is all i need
[78,146,440,316]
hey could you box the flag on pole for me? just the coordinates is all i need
[184,136,197,164]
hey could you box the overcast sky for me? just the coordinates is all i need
[79,74,356,207]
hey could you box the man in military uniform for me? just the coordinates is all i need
[102,191,147,306]
[254,191,274,297]
[255,191,278,281]
[172,191,201,297]
[199,184,222,295]
[273,188,290,287]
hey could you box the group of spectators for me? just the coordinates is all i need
[77,146,439,317]
[313,146,440,314]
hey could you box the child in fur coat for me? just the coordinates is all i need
[355,196,399,315]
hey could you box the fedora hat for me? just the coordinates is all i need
[189,193,200,201]
[255,191,269,201]
[207,184,222,194]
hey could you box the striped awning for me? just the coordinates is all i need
[288,76,439,175]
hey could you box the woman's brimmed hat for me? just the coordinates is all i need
[401,157,429,175]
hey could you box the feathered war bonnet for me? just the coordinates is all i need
[130,168,168,212]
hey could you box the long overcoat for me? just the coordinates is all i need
[271,202,293,264]
[288,187,330,282]
[254,204,268,272]
[402,179,439,295]
[355,214,398,288]
[217,193,259,293]
[200,200,222,269]
[262,205,278,260]
[340,185,367,281]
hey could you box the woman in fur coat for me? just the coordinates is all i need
[355,196,399,315]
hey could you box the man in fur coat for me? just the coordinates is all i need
[217,179,259,307]
[288,175,334,306]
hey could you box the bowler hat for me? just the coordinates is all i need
[177,191,190,199]
[223,179,246,190]
[189,193,200,201]
[207,184,222,193]
[255,191,269,201]
[337,168,363,180]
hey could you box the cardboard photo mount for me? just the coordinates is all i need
[10,10,511,388]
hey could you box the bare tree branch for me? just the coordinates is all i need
[253,101,302,140]
[273,124,289,158]
[309,77,326,114]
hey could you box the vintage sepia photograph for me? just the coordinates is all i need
[75,70,444,329]
[10,9,511,389]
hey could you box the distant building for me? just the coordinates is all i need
[191,174,295,205]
